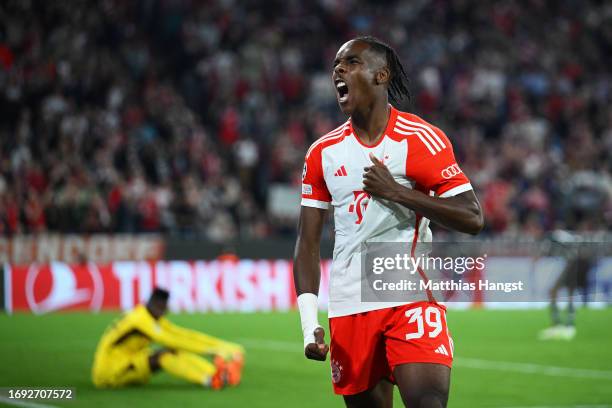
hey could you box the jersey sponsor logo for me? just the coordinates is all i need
[334,165,348,177]
[348,191,370,224]
[440,163,462,179]
[302,163,307,181]
[25,262,104,314]
[302,184,312,195]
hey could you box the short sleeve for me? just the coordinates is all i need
[405,126,472,197]
[301,146,331,209]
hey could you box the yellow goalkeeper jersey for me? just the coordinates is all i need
[94,304,221,356]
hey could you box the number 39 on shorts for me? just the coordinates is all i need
[405,306,443,340]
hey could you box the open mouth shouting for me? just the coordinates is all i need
[335,79,349,104]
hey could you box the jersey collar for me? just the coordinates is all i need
[349,105,399,148]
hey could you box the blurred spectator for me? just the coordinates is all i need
[0,0,610,241]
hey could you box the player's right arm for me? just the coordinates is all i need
[294,206,329,361]
[294,145,331,361]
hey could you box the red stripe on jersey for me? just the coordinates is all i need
[411,214,435,303]
[325,120,350,137]
[306,124,349,158]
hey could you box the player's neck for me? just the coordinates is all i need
[351,101,390,146]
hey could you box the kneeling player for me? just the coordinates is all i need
[92,288,244,389]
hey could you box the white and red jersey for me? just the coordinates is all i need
[301,106,472,318]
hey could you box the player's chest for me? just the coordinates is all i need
[321,137,408,201]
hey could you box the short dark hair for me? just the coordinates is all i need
[149,287,170,303]
[353,36,411,107]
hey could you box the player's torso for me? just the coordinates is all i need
[99,307,152,353]
[309,109,469,317]
[322,134,408,208]
[321,133,417,254]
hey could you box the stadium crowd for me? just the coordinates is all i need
[0,0,610,240]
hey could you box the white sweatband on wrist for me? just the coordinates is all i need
[297,293,321,349]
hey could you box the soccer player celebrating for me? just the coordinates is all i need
[294,37,483,408]
[92,288,244,389]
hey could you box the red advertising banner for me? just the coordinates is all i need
[5,261,331,314]
[5,258,611,313]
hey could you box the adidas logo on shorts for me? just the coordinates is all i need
[434,344,450,356]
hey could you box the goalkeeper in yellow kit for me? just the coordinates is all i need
[92,288,244,389]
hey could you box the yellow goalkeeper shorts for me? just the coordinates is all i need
[92,348,151,388]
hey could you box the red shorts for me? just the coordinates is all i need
[328,302,453,395]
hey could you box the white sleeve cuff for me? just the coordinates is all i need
[301,198,330,209]
[439,183,473,198]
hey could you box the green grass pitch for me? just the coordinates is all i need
[1,308,611,407]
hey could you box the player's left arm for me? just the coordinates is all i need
[363,132,484,235]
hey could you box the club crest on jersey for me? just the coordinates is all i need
[348,190,370,224]
[331,359,343,384]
